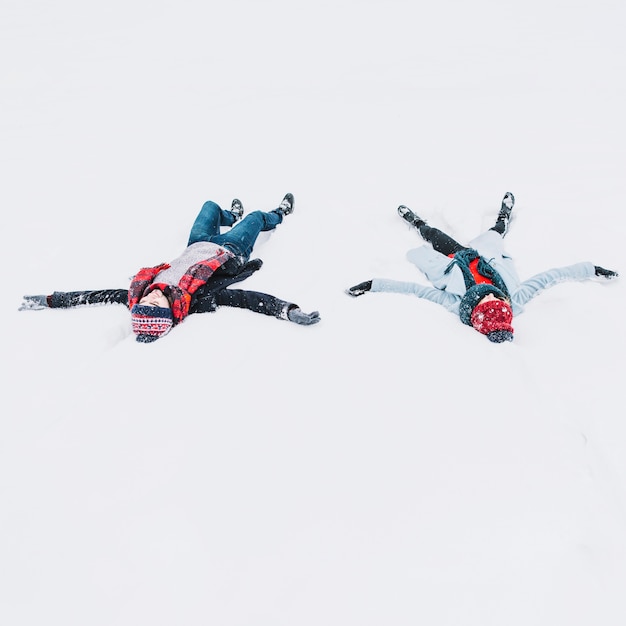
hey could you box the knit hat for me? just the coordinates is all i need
[458,284,510,326]
[131,304,174,343]
[470,298,514,343]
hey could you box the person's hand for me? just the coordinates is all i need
[288,308,320,325]
[594,266,619,280]
[345,280,372,297]
[19,295,49,311]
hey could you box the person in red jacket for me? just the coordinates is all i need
[20,194,320,342]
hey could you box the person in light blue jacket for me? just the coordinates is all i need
[346,193,618,343]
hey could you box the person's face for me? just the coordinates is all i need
[139,288,170,309]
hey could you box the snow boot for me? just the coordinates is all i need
[230,198,244,222]
[493,192,514,235]
[398,205,425,228]
[275,193,295,217]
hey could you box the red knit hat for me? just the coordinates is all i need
[470,299,514,342]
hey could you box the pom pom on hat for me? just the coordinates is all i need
[486,329,514,343]
[131,304,173,343]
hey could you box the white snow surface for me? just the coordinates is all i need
[2,1,626,625]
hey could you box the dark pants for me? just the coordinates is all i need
[417,221,506,256]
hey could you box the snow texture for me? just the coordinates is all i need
[1,1,625,625]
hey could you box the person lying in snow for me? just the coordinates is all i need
[346,192,618,343]
[19,193,321,342]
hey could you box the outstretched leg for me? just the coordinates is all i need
[398,205,466,255]
[418,224,466,255]
[490,192,514,236]
[188,200,238,246]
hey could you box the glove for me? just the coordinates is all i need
[19,295,49,311]
[346,280,372,297]
[594,266,619,280]
[288,308,321,325]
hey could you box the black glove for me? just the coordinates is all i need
[19,295,49,311]
[594,266,619,280]
[346,280,372,297]
[288,308,321,325]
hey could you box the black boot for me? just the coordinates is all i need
[493,192,514,235]
[398,205,426,228]
[230,198,244,222]
[275,193,294,216]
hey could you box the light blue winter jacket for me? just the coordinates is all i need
[371,230,596,316]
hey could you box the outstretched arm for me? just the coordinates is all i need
[513,262,616,309]
[19,289,129,310]
[207,288,320,325]
[346,278,460,314]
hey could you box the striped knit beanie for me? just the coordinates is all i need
[131,304,174,343]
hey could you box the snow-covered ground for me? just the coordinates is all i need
[2,1,625,624]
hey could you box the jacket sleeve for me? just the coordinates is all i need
[371,278,461,314]
[213,288,295,319]
[48,289,130,309]
[512,262,596,311]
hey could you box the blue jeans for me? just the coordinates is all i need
[187,201,283,260]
